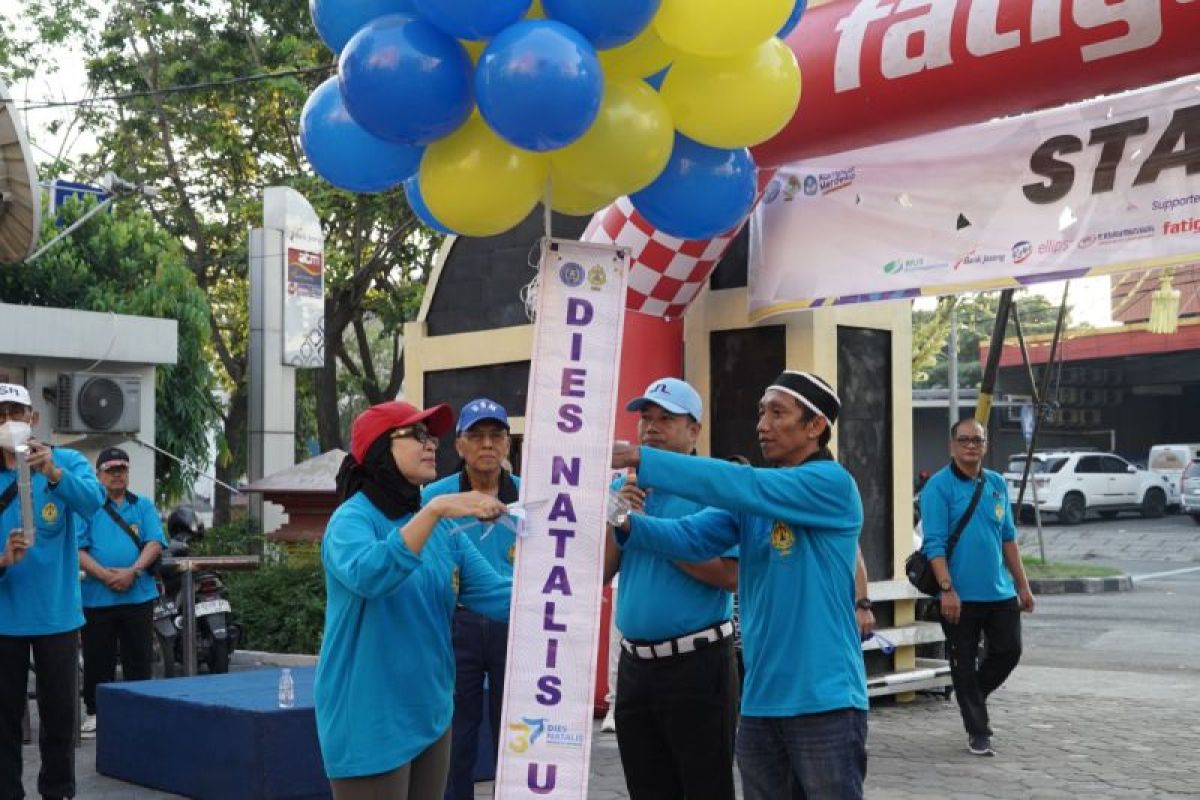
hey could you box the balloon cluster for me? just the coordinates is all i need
[301,0,804,240]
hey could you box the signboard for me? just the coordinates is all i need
[282,220,325,368]
[1020,404,1035,445]
[749,74,1200,319]
[495,239,628,799]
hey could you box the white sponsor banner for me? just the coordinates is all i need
[749,75,1200,320]
[495,239,628,799]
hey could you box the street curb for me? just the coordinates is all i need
[1029,575,1133,594]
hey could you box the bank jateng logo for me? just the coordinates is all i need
[952,249,1006,270]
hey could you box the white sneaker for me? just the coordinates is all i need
[600,708,616,733]
[81,714,97,739]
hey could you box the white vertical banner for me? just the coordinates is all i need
[496,238,628,798]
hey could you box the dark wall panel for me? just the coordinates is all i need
[426,209,590,337]
[708,225,749,291]
[425,361,530,476]
[708,326,786,465]
[836,327,893,583]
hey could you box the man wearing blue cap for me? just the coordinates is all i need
[605,377,740,800]
[423,398,518,800]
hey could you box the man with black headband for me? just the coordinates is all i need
[612,370,869,800]
[422,398,518,800]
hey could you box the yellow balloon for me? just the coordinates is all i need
[421,117,549,237]
[597,21,673,78]
[655,0,791,58]
[552,78,674,198]
[661,38,801,149]
[461,39,486,64]
[548,165,614,216]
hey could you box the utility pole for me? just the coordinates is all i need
[948,300,959,427]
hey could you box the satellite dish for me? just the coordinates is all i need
[0,79,40,265]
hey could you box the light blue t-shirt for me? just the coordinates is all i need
[920,464,1017,602]
[314,492,513,779]
[421,471,521,579]
[612,474,736,642]
[0,448,104,635]
[78,492,166,608]
[621,446,868,718]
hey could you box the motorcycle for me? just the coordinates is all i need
[155,507,242,675]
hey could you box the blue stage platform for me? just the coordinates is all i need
[96,667,497,798]
[96,667,331,800]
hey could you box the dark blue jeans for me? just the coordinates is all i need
[736,709,868,800]
[443,609,508,800]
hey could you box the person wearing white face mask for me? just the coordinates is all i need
[0,383,105,800]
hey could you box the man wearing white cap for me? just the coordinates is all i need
[612,370,869,800]
[0,383,105,800]
[605,377,740,800]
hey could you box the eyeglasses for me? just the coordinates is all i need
[462,429,508,444]
[391,424,438,445]
[954,436,986,446]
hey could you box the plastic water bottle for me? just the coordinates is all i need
[278,667,295,709]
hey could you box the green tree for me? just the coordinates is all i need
[913,292,1071,391]
[0,198,218,502]
[5,0,444,522]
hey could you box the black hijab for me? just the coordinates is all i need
[335,432,423,520]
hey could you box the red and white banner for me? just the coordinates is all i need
[749,75,1200,319]
[496,240,628,798]
[754,0,1200,165]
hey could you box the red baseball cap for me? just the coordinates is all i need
[349,401,453,464]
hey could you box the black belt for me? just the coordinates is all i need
[621,620,734,661]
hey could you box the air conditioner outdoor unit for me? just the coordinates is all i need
[56,372,141,434]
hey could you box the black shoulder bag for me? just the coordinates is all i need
[102,500,162,577]
[905,476,985,596]
[0,483,17,516]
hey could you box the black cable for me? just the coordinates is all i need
[18,65,333,111]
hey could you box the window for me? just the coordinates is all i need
[1075,456,1105,474]
[1009,456,1068,474]
[1184,461,1200,479]
[1101,456,1132,474]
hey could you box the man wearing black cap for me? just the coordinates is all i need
[77,447,166,739]
[0,382,104,800]
[422,398,519,800]
[612,370,869,800]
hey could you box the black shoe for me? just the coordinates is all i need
[968,734,995,756]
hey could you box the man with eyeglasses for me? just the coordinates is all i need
[422,398,518,800]
[77,447,166,739]
[0,383,104,800]
[920,418,1034,758]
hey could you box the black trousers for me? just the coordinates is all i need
[615,635,739,800]
[0,630,79,800]
[81,601,154,716]
[940,597,1022,738]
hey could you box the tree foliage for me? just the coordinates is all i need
[5,0,445,522]
[0,199,218,502]
[912,292,1071,390]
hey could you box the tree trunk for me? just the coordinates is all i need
[213,388,248,526]
[315,352,342,452]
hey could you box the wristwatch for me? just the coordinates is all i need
[855,598,872,611]
[939,579,953,593]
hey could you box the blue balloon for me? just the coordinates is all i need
[403,175,454,234]
[645,66,669,91]
[476,20,604,152]
[300,77,422,193]
[309,0,416,54]
[339,14,473,145]
[777,0,807,39]
[413,0,531,40]
[543,0,661,49]
[629,134,757,240]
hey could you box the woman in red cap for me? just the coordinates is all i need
[314,401,513,799]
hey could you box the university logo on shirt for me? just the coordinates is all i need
[507,543,516,564]
[994,503,1004,521]
[41,503,58,524]
[451,567,460,596]
[770,521,795,558]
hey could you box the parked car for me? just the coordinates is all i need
[1148,443,1200,509]
[1182,458,1200,525]
[1005,450,1175,525]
